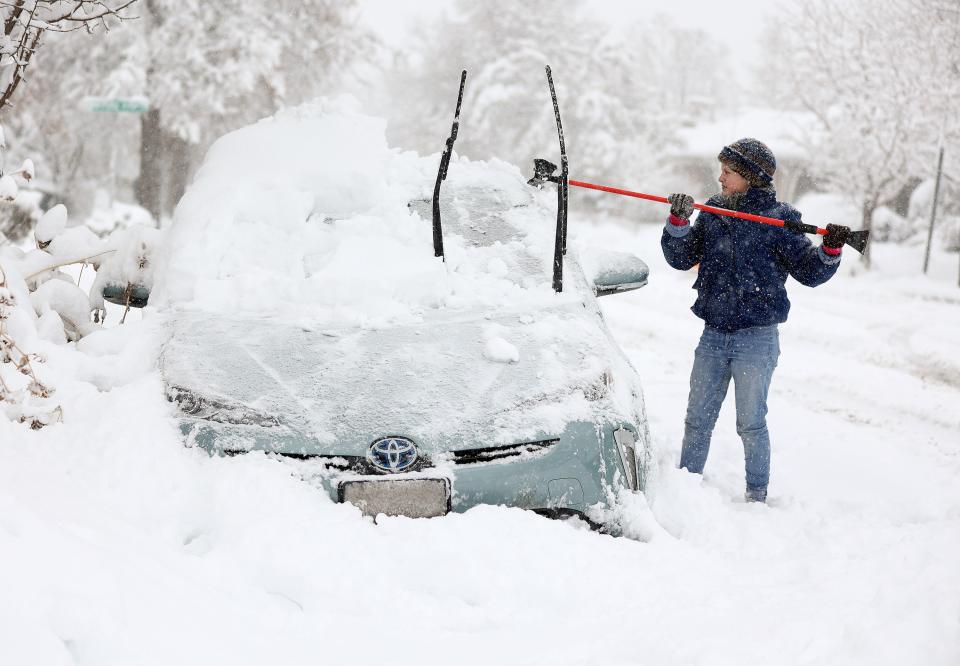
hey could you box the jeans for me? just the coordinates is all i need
[679,324,780,491]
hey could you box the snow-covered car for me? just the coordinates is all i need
[154,101,652,531]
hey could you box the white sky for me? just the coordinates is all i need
[358,0,787,84]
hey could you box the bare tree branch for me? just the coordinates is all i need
[0,1,138,112]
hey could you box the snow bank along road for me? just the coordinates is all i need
[1,220,958,666]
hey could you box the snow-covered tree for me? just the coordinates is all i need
[382,3,663,206]
[0,2,163,429]
[641,15,736,122]
[120,0,373,219]
[1,49,126,223]
[0,1,138,228]
[760,0,960,266]
[380,3,731,210]
[0,0,136,111]
[5,0,373,220]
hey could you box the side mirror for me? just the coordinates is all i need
[581,248,649,297]
[102,283,150,308]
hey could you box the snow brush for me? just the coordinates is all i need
[526,158,870,254]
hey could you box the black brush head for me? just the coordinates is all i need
[527,158,558,187]
[845,229,870,254]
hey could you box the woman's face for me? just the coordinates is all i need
[719,162,751,196]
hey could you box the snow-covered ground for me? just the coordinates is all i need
[2,102,958,664]
[2,213,957,665]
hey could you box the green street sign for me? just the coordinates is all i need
[81,97,150,113]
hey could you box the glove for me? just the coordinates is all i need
[668,193,695,220]
[823,223,850,249]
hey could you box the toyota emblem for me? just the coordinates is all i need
[367,437,419,473]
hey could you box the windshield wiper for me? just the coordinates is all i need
[542,66,569,292]
[432,70,467,261]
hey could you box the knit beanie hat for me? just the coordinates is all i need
[718,138,776,187]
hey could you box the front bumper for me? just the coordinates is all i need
[186,419,645,520]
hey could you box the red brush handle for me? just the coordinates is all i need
[568,179,828,236]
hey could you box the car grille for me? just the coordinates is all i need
[223,449,367,472]
[450,439,559,466]
[220,438,560,471]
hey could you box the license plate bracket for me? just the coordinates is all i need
[339,478,451,519]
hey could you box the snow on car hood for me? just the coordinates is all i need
[161,302,635,454]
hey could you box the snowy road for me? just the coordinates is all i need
[594,220,960,665]
[2,220,958,665]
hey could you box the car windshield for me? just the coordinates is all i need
[151,103,580,329]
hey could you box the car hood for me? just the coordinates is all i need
[161,305,626,455]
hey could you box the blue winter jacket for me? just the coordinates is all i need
[661,187,840,332]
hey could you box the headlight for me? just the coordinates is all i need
[167,385,281,428]
[613,426,638,490]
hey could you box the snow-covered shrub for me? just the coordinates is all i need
[871,206,921,244]
[85,196,155,236]
[31,278,99,339]
[0,190,165,426]
[0,141,58,426]
[0,188,42,243]
[0,149,37,242]
[941,214,960,252]
[0,259,59,428]
[909,179,960,252]
[33,202,67,248]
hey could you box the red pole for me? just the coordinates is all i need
[568,179,829,236]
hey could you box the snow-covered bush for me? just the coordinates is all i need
[85,196,155,236]
[0,190,164,427]
[871,206,921,244]
[941,215,960,252]
[0,141,58,426]
[909,179,960,252]
[0,260,58,428]
[0,188,42,243]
